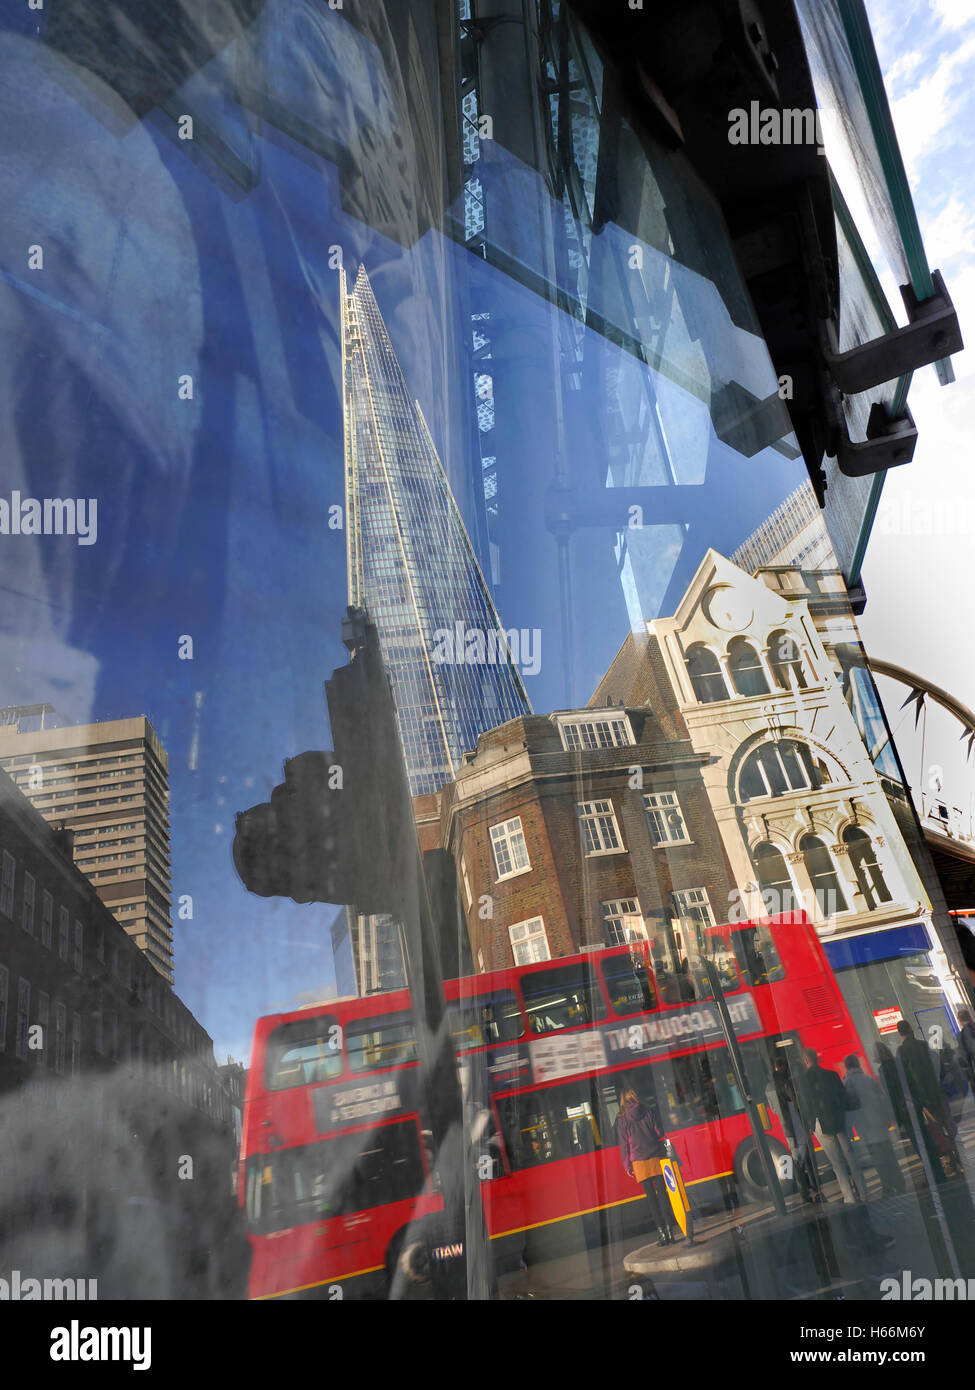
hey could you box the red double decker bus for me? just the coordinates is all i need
[240,912,863,1298]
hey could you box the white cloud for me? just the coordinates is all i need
[887,35,975,181]
[922,194,975,269]
[932,0,975,29]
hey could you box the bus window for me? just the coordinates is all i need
[244,1120,425,1233]
[731,927,785,985]
[346,1012,418,1071]
[709,941,742,992]
[521,963,607,1034]
[448,990,523,1049]
[495,1079,608,1170]
[265,1017,343,1090]
[600,1043,771,1133]
[600,955,657,1016]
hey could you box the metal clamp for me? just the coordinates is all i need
[821,268,962,395]
[835,401,917,478]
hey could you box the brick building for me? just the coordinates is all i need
[415,673,738,978]
[0,763,232,1123]
[592,548,968,1053]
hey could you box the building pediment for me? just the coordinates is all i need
[662,549,797,645]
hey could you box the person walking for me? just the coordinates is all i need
[956,1009,975,1094]
[617,1089,679,1246]
[896,1020,961,1180]
[766,1055,822,1203]
[802,1048,867,1204]
[842,1055,905,1197]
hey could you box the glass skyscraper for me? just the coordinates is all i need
[341,264,531,797]
[341,266,531,993]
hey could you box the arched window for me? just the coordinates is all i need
[753,841,798,918]
[769,630,808,690]
[801,835,848,916]
[686,645,728,703]
[843,827,892,909]
[728,638,769,697]
[739,739,823,800]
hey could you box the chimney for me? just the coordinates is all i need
[53,824,75,859]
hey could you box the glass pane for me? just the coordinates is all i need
[448,991,523,1049]
[522,964,607,1033]
[266,1018,342,1090]
[346,1013,418,1072]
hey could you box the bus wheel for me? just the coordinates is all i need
[399,1238,432,1285]
[385,1227,432,1297]
[733,1137,795,1203]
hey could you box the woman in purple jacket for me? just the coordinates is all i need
[617,1089,678,1246]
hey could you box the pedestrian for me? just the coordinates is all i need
[896,1021,961,1180]
[765,1055,822,1203]
[874,1041,909,1126]
[957,1009,975,1092]
[842,1055,904,1197]
[617,1088,679,1246]
[802,1048,867,1204]
[939,1041,968,1127]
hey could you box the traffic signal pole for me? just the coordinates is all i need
[325,608,474,1298]
[702,959,788,1218]
[233,606,487,1297]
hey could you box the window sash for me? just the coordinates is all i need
[600,899,646,946]
[490,817,530,878]
[1,851,15,917]
[672,888,715,929]
[561,717,631,751]
[509,917,549,965]
[15,979,30,1060]
[578,800,622,854]
[644,791,689,844]
[22,872,35,934]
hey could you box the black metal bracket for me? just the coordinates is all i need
[835,400,917,478]
[821,268,962,395]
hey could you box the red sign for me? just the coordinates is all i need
[874,1007,903,1034]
